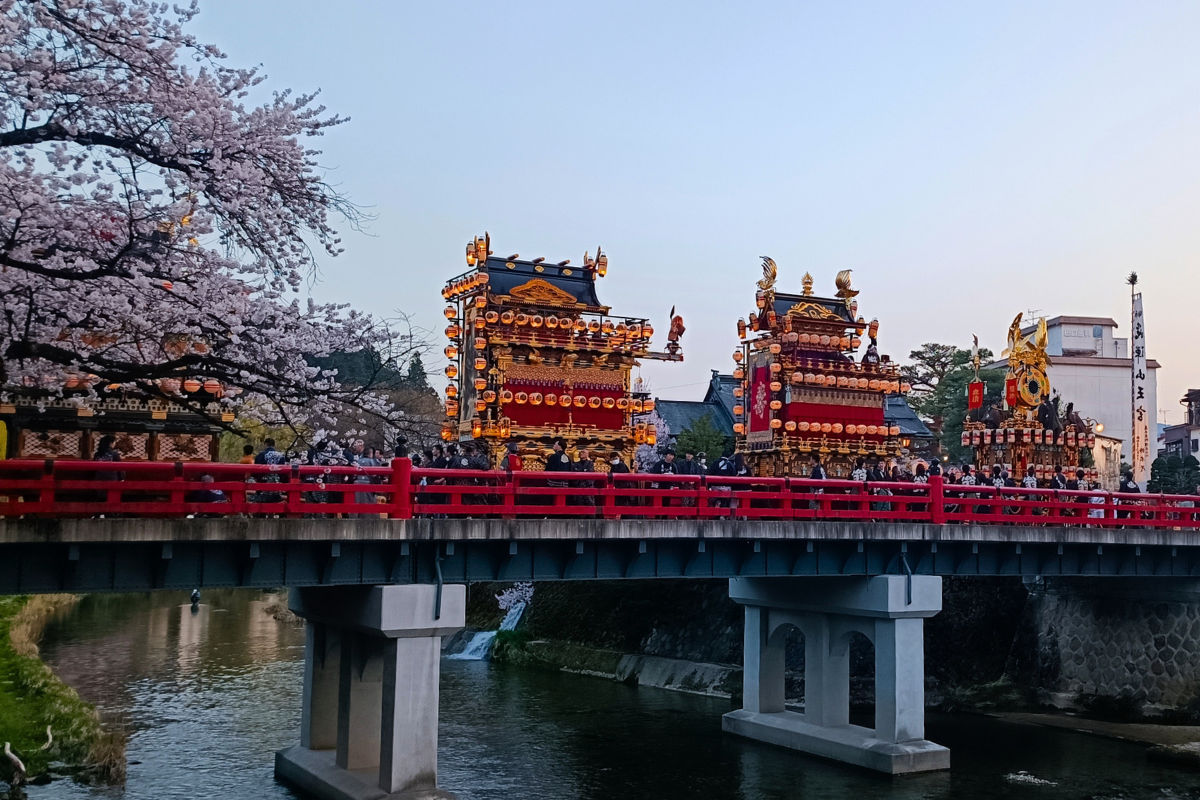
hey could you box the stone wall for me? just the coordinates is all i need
[1010,578,1200,718]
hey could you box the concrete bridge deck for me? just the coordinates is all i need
[2,517,1198,593]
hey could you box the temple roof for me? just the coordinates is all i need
[483,256,605,310]
[770,292,856,325]
[884,395,934,439]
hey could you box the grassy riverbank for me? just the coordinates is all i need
[0,595,125,784]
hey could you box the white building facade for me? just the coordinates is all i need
[987,315,1158,466]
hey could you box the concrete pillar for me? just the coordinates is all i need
[275,584,465,800]
[300,623,340,751]
[336,633,386,770]
[742,605,785,714]
[379,636,442,794]
[875,617,926,743]
[722,576,949,774]
[802,615,849,728]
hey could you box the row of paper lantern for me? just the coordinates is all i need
[729,368,904,393]
[441,271,490,299]
[443,308,653,338]
[733,420,902,435]
[733,334,861,356]
[446,393,653,416]
[63,375,224,396]
[963,429,1097,448]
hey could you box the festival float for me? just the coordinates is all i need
[961,314,1098,484]
[440,234,684,469]
[731,259,909,477]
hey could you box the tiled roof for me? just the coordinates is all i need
[884,395,933,438]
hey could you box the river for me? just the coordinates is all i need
[25,590,1200,800]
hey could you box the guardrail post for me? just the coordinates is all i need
[390,458,412,519]
[929,475,945,525]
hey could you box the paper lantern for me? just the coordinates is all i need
[516,392,528,404]
[804,373,816,384]
[770,419,783,429]
[643,324,654,338]
[820,335,831,346]
[515,314,529,326]
[443,345,458,359]
[632,399,644,412]
[477,272,490,285]
[770,381,782,392]
[474,358,487,371]
[811,421,821,432]
[785,332,799,343]
[628,324,642,338]
[832,423,843,433]
[820,423,832,433]
[733,368,745,380]
[616,322,628,335]
[441,427,454,441]
[900,383,911,393]
[501,311,515,325]
[562,394,575,407]
[500,390,513,403]
[798,422,810,432]
[445,384,458,398]
[474,377,487,391]
[574,319,587,333]
[733,387,744,398]
[734,423,745,434]
[602,320,614,334]
[770,399,782,410]
[732,351,744,363]
[837,376,848,388]
[444,306,457,319]
[588,320,601,333]
[445,400,459,416]
[472,419,482,438]
[857,424,869,435]
[485,311,499,324]
[813,375,826,386]
[474,296,487,309]
[851,337,861,348]
[531,315,544,327]
[589,397,601,409]
[866,425,878,435]
[890,426,900,436]
[474,337,487,350]
[474,317,486,329]
[573,395,587,408]
[961,432,970,447]
[603,397,616,409]
[530,392,543,405]
[545,394,558,406]
[784,420,797,432]
[445,324,461,339]
[483,390,497,403]
[868,380,880,390]
[203,379,222,395]
[474,399,487,412]
[799,334,811,345]
[769,343,782,354]
[733,405,745,417]
[183,378,201,393]
[770,363,782,373]
[617,398,629,410]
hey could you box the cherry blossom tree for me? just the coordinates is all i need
[0,0,416,438]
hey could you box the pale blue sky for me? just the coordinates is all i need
[193,1,1200,423]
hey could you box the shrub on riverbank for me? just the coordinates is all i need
[0,595,122,784]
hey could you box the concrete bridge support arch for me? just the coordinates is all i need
[723,576,950,774]
[275,584,465,800]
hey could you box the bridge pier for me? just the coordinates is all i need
[275,584,464,800]
[723,576,950,774]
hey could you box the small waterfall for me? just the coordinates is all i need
[446,602,526,661]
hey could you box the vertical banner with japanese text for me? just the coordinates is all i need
[1131,293,1150,485]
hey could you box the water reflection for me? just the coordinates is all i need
[26,591,1200,800]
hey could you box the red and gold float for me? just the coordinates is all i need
[442,234,683,468]
[732,259,908,477]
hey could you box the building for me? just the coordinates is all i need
[985,315,1158,460]
[653,371,737,452]
[1160,389,1200,459]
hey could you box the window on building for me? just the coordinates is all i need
[1092,325,1103,338]
[1193,439,1199,453]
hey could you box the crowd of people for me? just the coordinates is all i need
[85,432,1190,523]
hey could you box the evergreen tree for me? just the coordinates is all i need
[405,352,429,389]
[1148,455,1200,494]
[674,414,731,464]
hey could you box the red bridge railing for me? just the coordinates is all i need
[0,458,1197,529]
